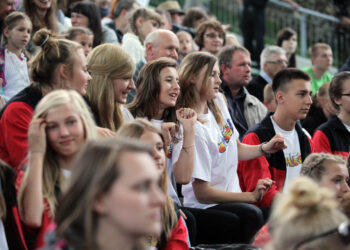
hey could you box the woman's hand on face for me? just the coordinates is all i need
[263,133,287,154]
[253,178,275,203]
[176,108,197,130]
[161,122,178,147]
[28,118,47,154]
[97,127,116,138]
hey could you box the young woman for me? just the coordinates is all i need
[266,177,349,250]
[177,52,285,243]
[86,43,135,131]
[128,57,196,187]
[66,26,94,57]
[23,0,60,55]
[70,1,118,47]
[18,89,98,249]
[117,119,188,249]
[128,57,199,244]
[53,138,165,250]
[0,12,32,102]
[122,7,161,64]
[254,152,350,248]
[194,20,226,56]
[276,27,297,68]
[313,72,350,158]
[0,28,91,171]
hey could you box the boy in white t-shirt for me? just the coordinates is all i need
[238,68,314,208]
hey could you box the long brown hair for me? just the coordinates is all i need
[24,0,58,34]
[116,118,178,240]
[178,51,224,126]
[128,57,178,122]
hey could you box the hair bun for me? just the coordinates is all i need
[288,177,335,211]
[32,28,53,47]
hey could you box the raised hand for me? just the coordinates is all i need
[28,117,47,154]
[176,108,197,130]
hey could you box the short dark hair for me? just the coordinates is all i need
[113,0,136,19]
[329,71,350,110]
[217,45,249,68]
[194,20,225,49]
[272,68,310,93]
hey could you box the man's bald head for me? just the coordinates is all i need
[144,29,179,61]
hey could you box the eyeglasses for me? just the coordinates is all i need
[204,33,224,39]
[341,93,350,97]
[266,59,288,65]
[294,221,350,249]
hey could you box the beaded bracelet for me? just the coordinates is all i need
[259,142,271,157]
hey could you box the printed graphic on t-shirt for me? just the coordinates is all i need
[217,119,234,153]
[165,144,172,159]
[285,153,302,167]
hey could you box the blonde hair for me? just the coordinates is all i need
[116,119,178,240]
[263,83,274,103]
[56,138,152,250]
[178,52,224,126]
[268,177,348,250]
[86,43,135,131]
[18,90,98,217]
[29,28,82,90]
[309,43,332,58]
[300,153,346,182]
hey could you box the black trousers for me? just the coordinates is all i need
[182,203,264,245]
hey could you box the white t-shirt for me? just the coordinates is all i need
[271,117,302,191]
[3,49,30,102]
[180,94,240,209]
[121,105,134,122]
[0,220,8,250]
[150,119,182,206]
[343,122,350,133]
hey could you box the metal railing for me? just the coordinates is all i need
[149,0,350,68]
[211,0,348,68]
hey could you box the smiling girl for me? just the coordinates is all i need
[18,90,98,249]
[0,12,32,102]
[0,28,91,171]
[86,43,135,131]
[177,52,285,243]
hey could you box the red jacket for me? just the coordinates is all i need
[238,115,313,207]
[313,115,350,158]
[0,86,42,170]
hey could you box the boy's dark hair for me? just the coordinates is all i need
[272,68,310,93]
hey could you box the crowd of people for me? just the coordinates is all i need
[0,0,349,249]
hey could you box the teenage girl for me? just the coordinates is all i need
[177,52,285,243]
[313,72,350,158]
[18,90,98,249]
[117,119,189,249]
[66,26,94,57]
[0,12,32,102]
[0,28,91,170]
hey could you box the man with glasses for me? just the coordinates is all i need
[248,46,288,102]
[218,45,267,140]
[302,43,334,95]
